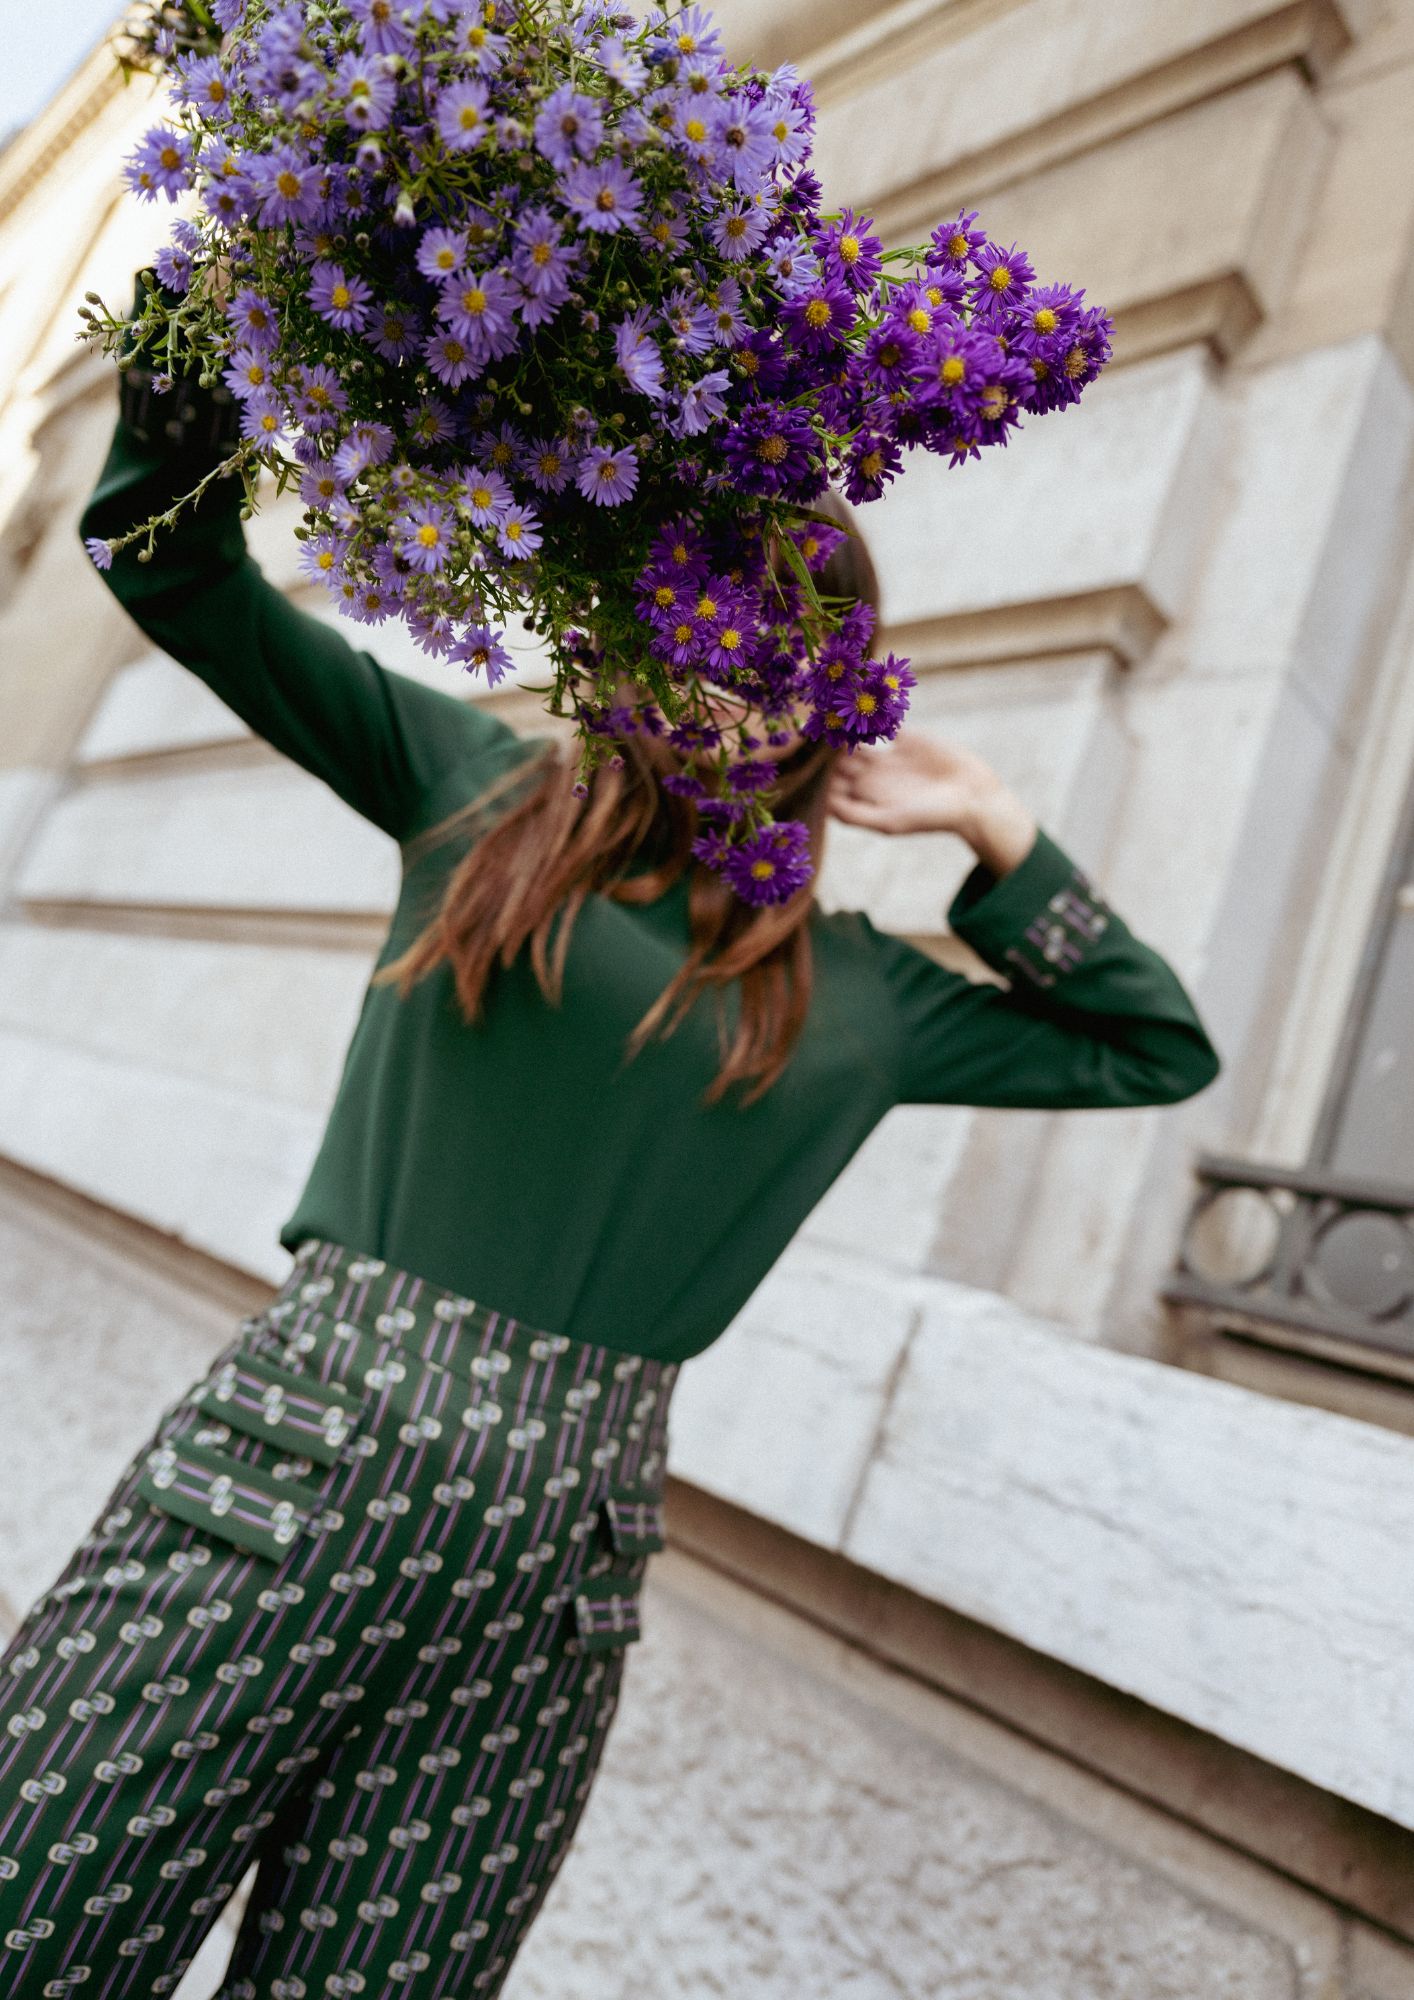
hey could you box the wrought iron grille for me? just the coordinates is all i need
[1165,1156,1414,1362]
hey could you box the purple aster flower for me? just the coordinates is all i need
[727,329,790,396]
[614,308,666,400]
[970,241,1036,313]
[423,330,481,387]
[479,422,527,476]
[349,0,412,55]
[670,369,732,438]
[153,239,193,293]
[524,437,574,493]
[211,0,246,25]
[711,200,770,263]
[298,533,345,587]
[337,51,397,130]
[646,4,724,64]
[416,226,468,281]
[333,420,396,479]
[240,393,289,447]
[705,277,748,346]
[252,146,323,227]
[764,242,819,295]
[599,35,648,92]
[641,202,691,258]
[721,403,820,497]
[353,581,394,624]
[814,209,883,294]
[397,501,456,573]
[308,262,373,333]
[843,431,901,505]
[405,396,457,446]
[461,466,513,526]
[496,505,542,559]
[124,127,192,203]
[1010,282,1084,353]
[368,302,423,361]
[295,364,348,431]
[703,603,754,674]
[763,88,810,168]
[929,208,987,274]
[722,821,813,905]
[436,267,517,346]
[662,287,716,356]
[781,274,856,353]
[563,158,644,235]
[512,207,573,295]
[648,517,707,577]
[671,98,721,171]
[299,462,349,509]
[223,347,274,403]
[176,54,230,117]
[862,321,925,400]
[791,518,845,572]
[576,443,639,506]
[533,86,603,170]
[454,623,514,686]
[437,78,493,151]
[712,93,775,191]
[84,536,114,572]
[450,15,508,70]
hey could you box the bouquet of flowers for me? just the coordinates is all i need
[85,0,1112,904]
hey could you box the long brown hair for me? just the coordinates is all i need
[382,492,880,1103]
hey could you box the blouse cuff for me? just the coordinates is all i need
[947,830,1113,991]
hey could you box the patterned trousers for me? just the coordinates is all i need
[0,1241,675,1998]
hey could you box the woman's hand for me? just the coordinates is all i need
[827,731,1037,878]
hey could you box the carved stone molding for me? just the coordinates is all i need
[881,583,1167,675]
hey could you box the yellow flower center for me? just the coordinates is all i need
[1065,345,1088,378]
[471,486,492,509]
[597,460,619,482]
[596,188,617,212]
[315,477,335,498]
[260,412,278,432]
[460,105,483,130]
[245,363,265,385]
[160,144,182,170]
[505,520,523,540]
[207,79,225,102]
[839,234,860,265]
[696,595,717,619]
[539,453,561,476]
[277,170,300,197]
[675,30,697,51]
[877,343,900,368]
[651,221,671,243]
[1033,306,1057,333]
[316,549,335,570]
[350,78,370,100]
[759,434,787,464]
[750,859,776,880]
[860,450,884,478]
[802,535,819,559]
[719,628,741,650]
[670,542,689,564]
[981,385,1008,419]
[940,356,965,385]
[685,118,706,142]
[907,308,930,333]
[532,241,551,265]
[989,265,1012,292]
[444,340,466,361]
[674,622,692,644]
[462,287,487,316]
[804,299,830,329]
[435,248,456,269]
[654,584,675,608]
[855,692,876,714]
[470,647,489,667]
[948,233,967,259]
[309,386,330,408]
[417,524,440,548]
[467,25,486,45]
[725,216,747,240]
[332,285,351,310]
[467,223,490,244]
[366,591,382,610]
[773,119,787,141]
[491,442,513,466]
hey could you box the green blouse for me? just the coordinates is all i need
[81,422,1219,1364]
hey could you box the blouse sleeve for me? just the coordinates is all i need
[884,831,1220,1109]
[79,417,531,842]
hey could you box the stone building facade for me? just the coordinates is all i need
[7,3,1414,1994]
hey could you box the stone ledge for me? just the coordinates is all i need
[665,1473,1414,1946]
[17,897,390,953]
[880,582,1167,673]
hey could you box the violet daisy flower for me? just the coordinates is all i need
[671,99,721,172]
[404,397,457,446]
[436,267,517,345]
[723,821,813,906]
[416,226,468,281]
[642,202,690,257]
[496,505,542,559]
[308,262,373,333]
[929,208,987,273]
[763,89,810,168]
[615,309,666,400]
[671,369,732,437]
[713,93,775,191]
[397,501,456,573]
[524,438,574,493]
[296,364,348,431]
[479,422,526,475]
[781,274,856,352]
[635,565,695,630]
[511,207,573,295]
[299,463,349,509]
[460,466,513,526]
[153,240,193,294]
[721,403,820,496]
[563,158,644,235]
[177,54,230,117]
[1011,282,1083,351]
[843,431,902,505]
[727,329,790,395]
[353,582,393,623]
[240,393,289,447]
[453,623,514,686]
[533,86,603,170]
[252,145,323,227]
[791,520,845,572]
[451,15,508,70]
[438,77,493,151]
[333,420,396,478]
[862,322,924,399]
[764,242,819,295]
[298,533,345,587]
[576,443,639,506]
[705,277,749,345]
[224,346,275,401]
[349,0,412,55]
[124,127,192,202]
[970,241,1036,312]
[423,330,480,387]
[84,537,114,572]
[711,201,770,262]
[662,287,716,355]
[814,209,884,294]
[337,51,397,130]
[646,3,724,64]
[368,302,423,361]
[599,36,648,92]
[648,517,708,576]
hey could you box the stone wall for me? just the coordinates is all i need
[6,0,1414,1948]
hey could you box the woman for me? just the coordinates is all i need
[0,407,1217,1998]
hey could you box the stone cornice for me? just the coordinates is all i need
[0,39,137,237]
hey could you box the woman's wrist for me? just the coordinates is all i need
[957,787,1037,878]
